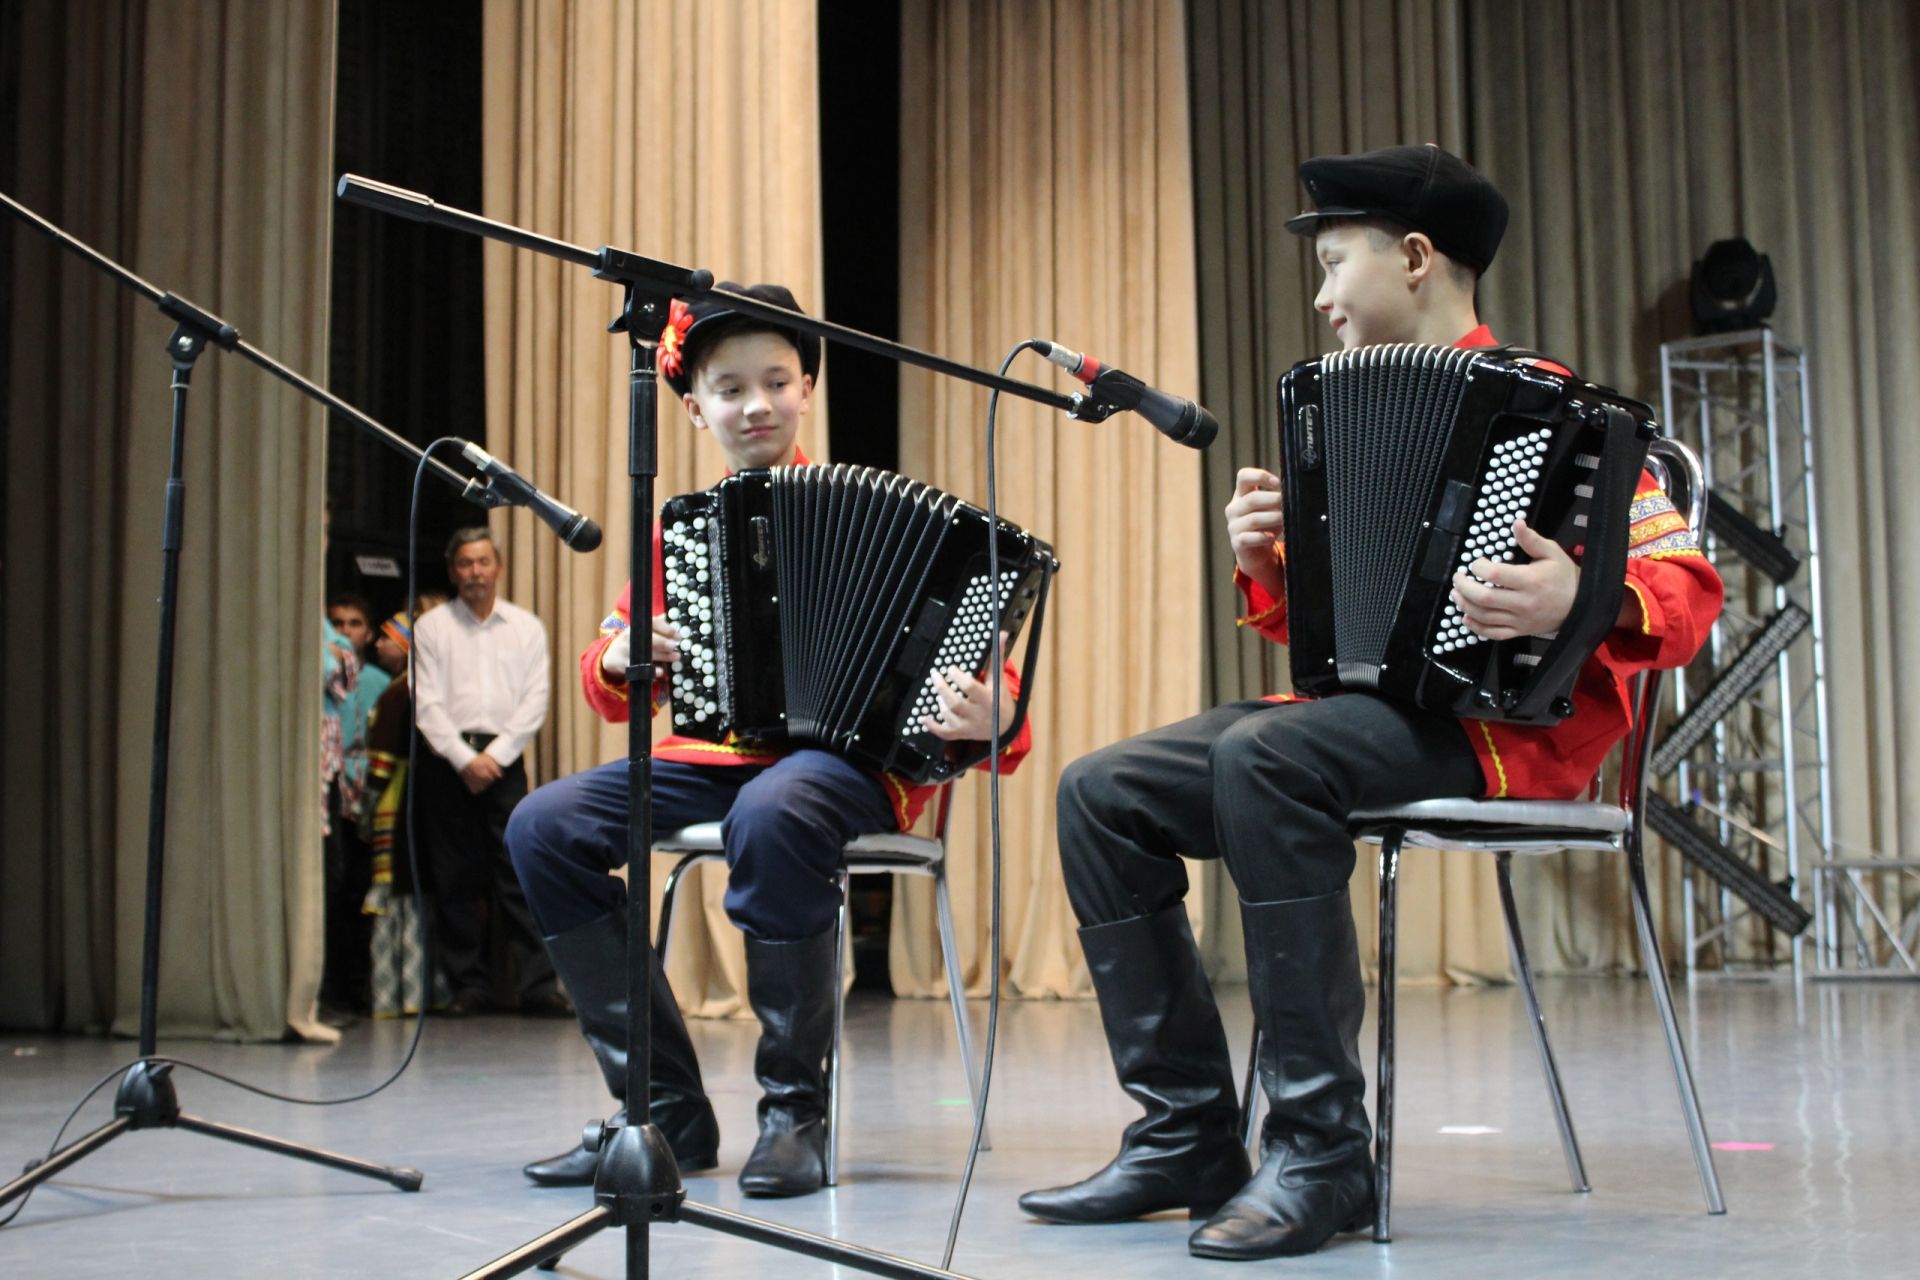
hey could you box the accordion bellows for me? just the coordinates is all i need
[1277,343,1655,726]
[660,465,1056,783]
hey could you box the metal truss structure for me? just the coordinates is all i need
[1657,329,1840,980]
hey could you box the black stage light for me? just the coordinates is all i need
[1705,489,1801,585]
[1645,793,1813,936]
[1690,238,1778,334]
[1650,604,1810,776]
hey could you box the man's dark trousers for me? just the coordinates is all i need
[417,738,556,1004]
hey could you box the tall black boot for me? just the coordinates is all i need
[737,931,838,1198]
[1018,905,1252,1223]
[522,908,720,1185]
[1189,889,1374,1259]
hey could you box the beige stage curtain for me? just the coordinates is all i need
[1467,0,1920,969]
[1186,0,1511,985]
[891,0,1207,999]
[2,0,339,1039]
[480,0,824,1017]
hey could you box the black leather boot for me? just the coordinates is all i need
[1018,905,1252,1223]
[1189,889,1375,1260]
[737,931,838,1197]
[522,909,720,1185]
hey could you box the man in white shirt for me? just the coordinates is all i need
[412,526,560,1016]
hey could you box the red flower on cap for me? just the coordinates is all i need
[656,298,694,380]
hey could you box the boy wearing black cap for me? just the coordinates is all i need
[506,284,1033,1198]
[1019,146,1721,1260]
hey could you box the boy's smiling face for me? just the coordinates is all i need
[1312,222,1418,350]
[682,330,811,471]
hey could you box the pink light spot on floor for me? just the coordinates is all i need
[1711,1141,1775,1152]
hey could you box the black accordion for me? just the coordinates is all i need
[1276,344,1655,726]
[659,465,1057,783]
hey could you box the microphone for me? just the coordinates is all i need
[1040,342,1219,449]
[461,443,603,552]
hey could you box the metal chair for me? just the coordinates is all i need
[1238,436,1727,1241]
[652,781,986,1186]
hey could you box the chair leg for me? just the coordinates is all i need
[1494,852,1590,1194]
[826,870,850,1188]
[1625,841,1727,1214]
[1239,1027,1262,1154]
[1374,829,1403,1244]
[933,865,990,1151]
[654,853,703,958]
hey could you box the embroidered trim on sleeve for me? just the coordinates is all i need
[1627,490,1700,560]
[1238,599,1285,629]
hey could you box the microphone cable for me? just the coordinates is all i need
[939,338,1052,1268]
[1,438,466,1228]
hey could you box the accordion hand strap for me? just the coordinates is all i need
[940,558,1057,778]
[1506,405,1643,721]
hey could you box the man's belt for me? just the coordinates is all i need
[460,730,498,753]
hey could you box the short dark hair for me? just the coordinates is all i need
[1316,215,1479,292]
[683,315,807,390]
[327,592,374,622]
[445,526,499,563]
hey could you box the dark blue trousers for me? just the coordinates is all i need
[506,750,897,942]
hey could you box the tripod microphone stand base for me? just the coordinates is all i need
[458,1120,974,1280]
[0,1060,423,1212]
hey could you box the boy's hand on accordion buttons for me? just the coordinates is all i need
[649,615,683,678]
[1451,518,1579,641]
[1225,467,1287,597]
[921,639,1015,743]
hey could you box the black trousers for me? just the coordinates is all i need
[321,783,374,1008]
[1057,695,1485,926]
[416,749,555,1001]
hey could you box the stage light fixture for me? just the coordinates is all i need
[1645,793,1812,936]
[1651,604,1810,776]
[1705,489,1801,585]
[1690,238,1778,334]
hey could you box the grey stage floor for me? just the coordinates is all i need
[1,976,1913,1278]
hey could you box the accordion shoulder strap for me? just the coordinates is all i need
[1473,342,1579,382]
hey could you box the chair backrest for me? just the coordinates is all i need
[1618,436,1708,826]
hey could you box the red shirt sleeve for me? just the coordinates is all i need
[1233,559,1290,645]
[1599,553,1724,675]
[1594,472,1725,676]
[581,522,673,724]
[581,579,637,724]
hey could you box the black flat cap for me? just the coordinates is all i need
[1284,143,1508,273]
[656,281,821,398]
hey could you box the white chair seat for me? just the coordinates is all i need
[653,824,945,866]
[1350,798,1630,850]
[652,822,723,852]
[1353,797,1630,831]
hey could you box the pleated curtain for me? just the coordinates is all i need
[891,0,1209,998]
[2,0,340,1038]
[479,0,825,1016]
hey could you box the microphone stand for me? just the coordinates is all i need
[0,191,521,1216]
[336,175,1084,1280]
